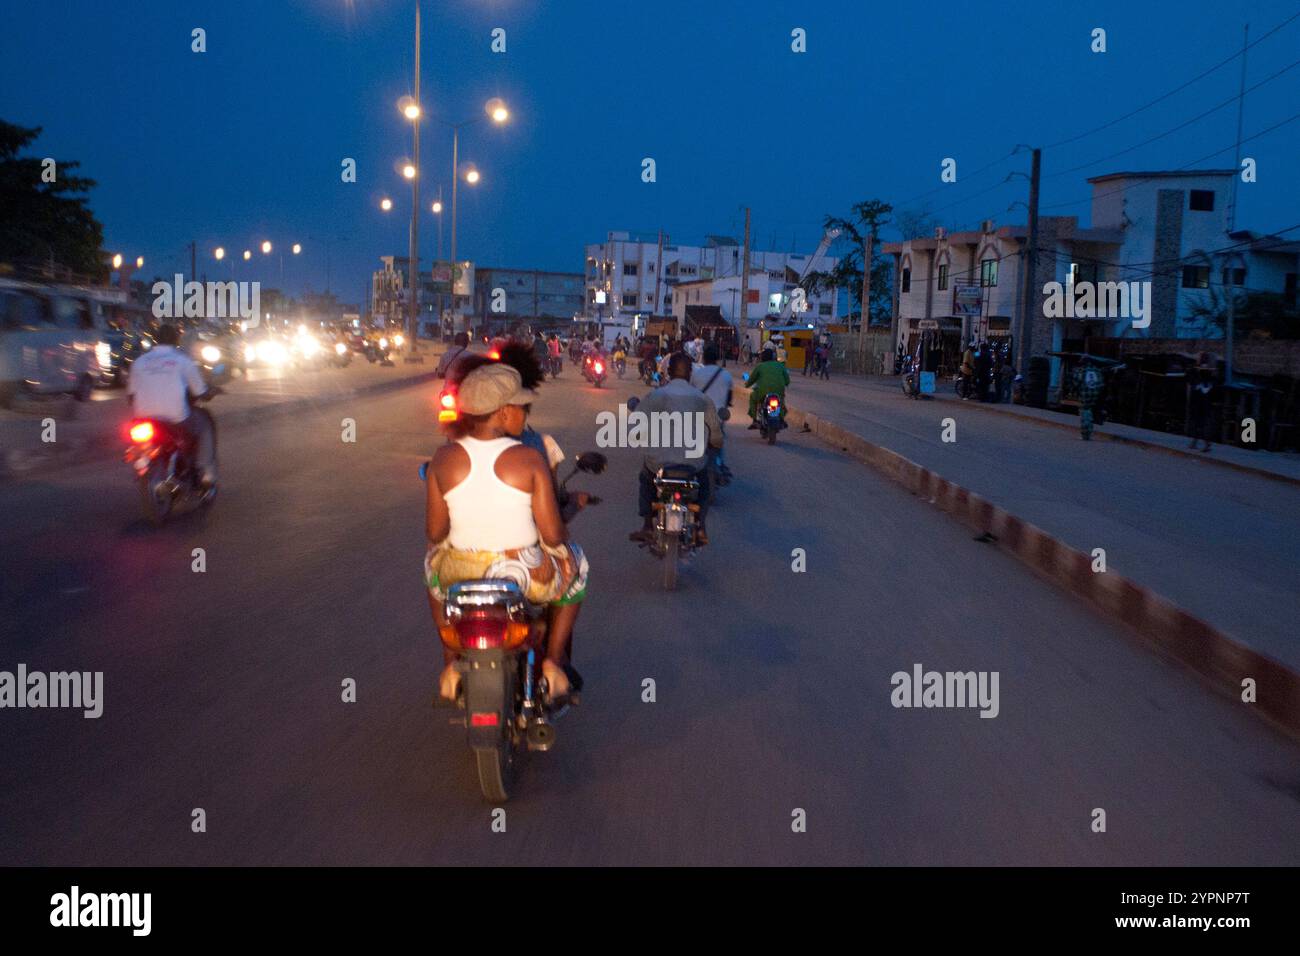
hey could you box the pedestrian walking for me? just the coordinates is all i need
[1073,361,1105,440]
[1187,357,1217,452]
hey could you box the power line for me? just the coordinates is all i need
[1037,109,1300,212]
[1045,56,1300,180]
[1042,10,1300,150]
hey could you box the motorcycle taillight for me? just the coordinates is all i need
[454,609,509,649]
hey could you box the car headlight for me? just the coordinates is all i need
[201,345,222,364]
[244,344,257,362]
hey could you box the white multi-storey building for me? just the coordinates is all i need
[583,231,838,337]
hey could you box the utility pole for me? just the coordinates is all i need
[739,207,751,334]
[857,231,873,373]
[654,229,665,316]
[409,3,421,345]
[189,241,196,286]
[1016,147,1041,373]
[1225,22,1248,387]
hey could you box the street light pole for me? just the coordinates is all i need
[450,125,459,332]
[409,3,421,346]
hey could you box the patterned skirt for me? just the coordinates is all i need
[424,540,588,606]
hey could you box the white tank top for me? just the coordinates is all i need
[443,436,537,551]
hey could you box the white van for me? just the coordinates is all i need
[0,278,120,406]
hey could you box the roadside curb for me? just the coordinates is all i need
[736,384,1300,742]
[879,376,1300,489]
[0,369,442,485]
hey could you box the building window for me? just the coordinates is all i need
[645,293,654,304]
[818,303,832,316]
[1220,268,1246,286]
[901,268,911,293]
[980,258,998,287]
[1189,190,1215,211]
[623,263,638,276]
[1182,265,1210,289]
[937,264,949,290]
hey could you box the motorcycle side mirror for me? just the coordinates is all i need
[626,396,640,411]
[418,460,430,482]
[575,451,607,474]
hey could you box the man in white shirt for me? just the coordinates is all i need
[127,323,217,484]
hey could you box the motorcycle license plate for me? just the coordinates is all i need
[664,508,683,533]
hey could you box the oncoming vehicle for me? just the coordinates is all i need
[0,278,119,407]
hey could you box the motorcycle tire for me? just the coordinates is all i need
[662,536,678,591]
[474,743,514,803]
[139,463,172,527]
[767,429,777,445]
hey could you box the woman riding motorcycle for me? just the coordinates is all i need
[425,363,588,701]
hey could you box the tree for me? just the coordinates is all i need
[894,206,941,241]
[0,119,106,279]
[823,201,894,363]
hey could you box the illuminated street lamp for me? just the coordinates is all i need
[111,253,123,270]
[464,167,480,184]
[261,240,272,255]
[443,99,510,327]
[136,256,144,269]
[214,247,225,261]
[292,243,302,255]
[402,163,416,180]
[380,197,393,212]
[243,250,252,261]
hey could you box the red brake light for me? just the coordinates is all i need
[454,609,508,649]
[129,421,155,443]
[768,398,780,409]
[488,350,500,360]
[673,491,681,501]
[470,712,499,727]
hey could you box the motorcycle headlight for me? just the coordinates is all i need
[379,337,388,349]
[334,342,347,355]
[244,344,256,362]
[393,334,405,347]
[95,341,113,370]
[200,345,222,364]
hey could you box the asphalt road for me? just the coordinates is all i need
[1,365,1297,865]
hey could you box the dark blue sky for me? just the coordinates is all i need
[3,0,1297,307]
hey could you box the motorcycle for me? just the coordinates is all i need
[613,354,627,378]
[757,392,786,445]
[547,353,562,378]
[125,382,223,526]
[364,336,394,366]
[582,353,608,388]
[645,463,703,590]
[329,340,353,368]
[419,451,606,802]
[954,369,976,400]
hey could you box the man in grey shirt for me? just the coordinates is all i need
[629,353,722,545]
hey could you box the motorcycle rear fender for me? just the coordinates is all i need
[459,650,516,749]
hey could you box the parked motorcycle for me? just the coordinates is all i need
[954,369,976,400]
[757,392,786,445]
[125,383,223,526]
[419,451,605,801]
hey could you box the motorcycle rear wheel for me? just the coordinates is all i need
[475,741,514,802]
[767,428,777,445]
[662,536,679,590]
[139,464,172,526]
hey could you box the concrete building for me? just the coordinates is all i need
[584,231,837,338]
[884,169,1300,394]
[670,272,839,328]
[472,267,584,329]
[370,256,474,336]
